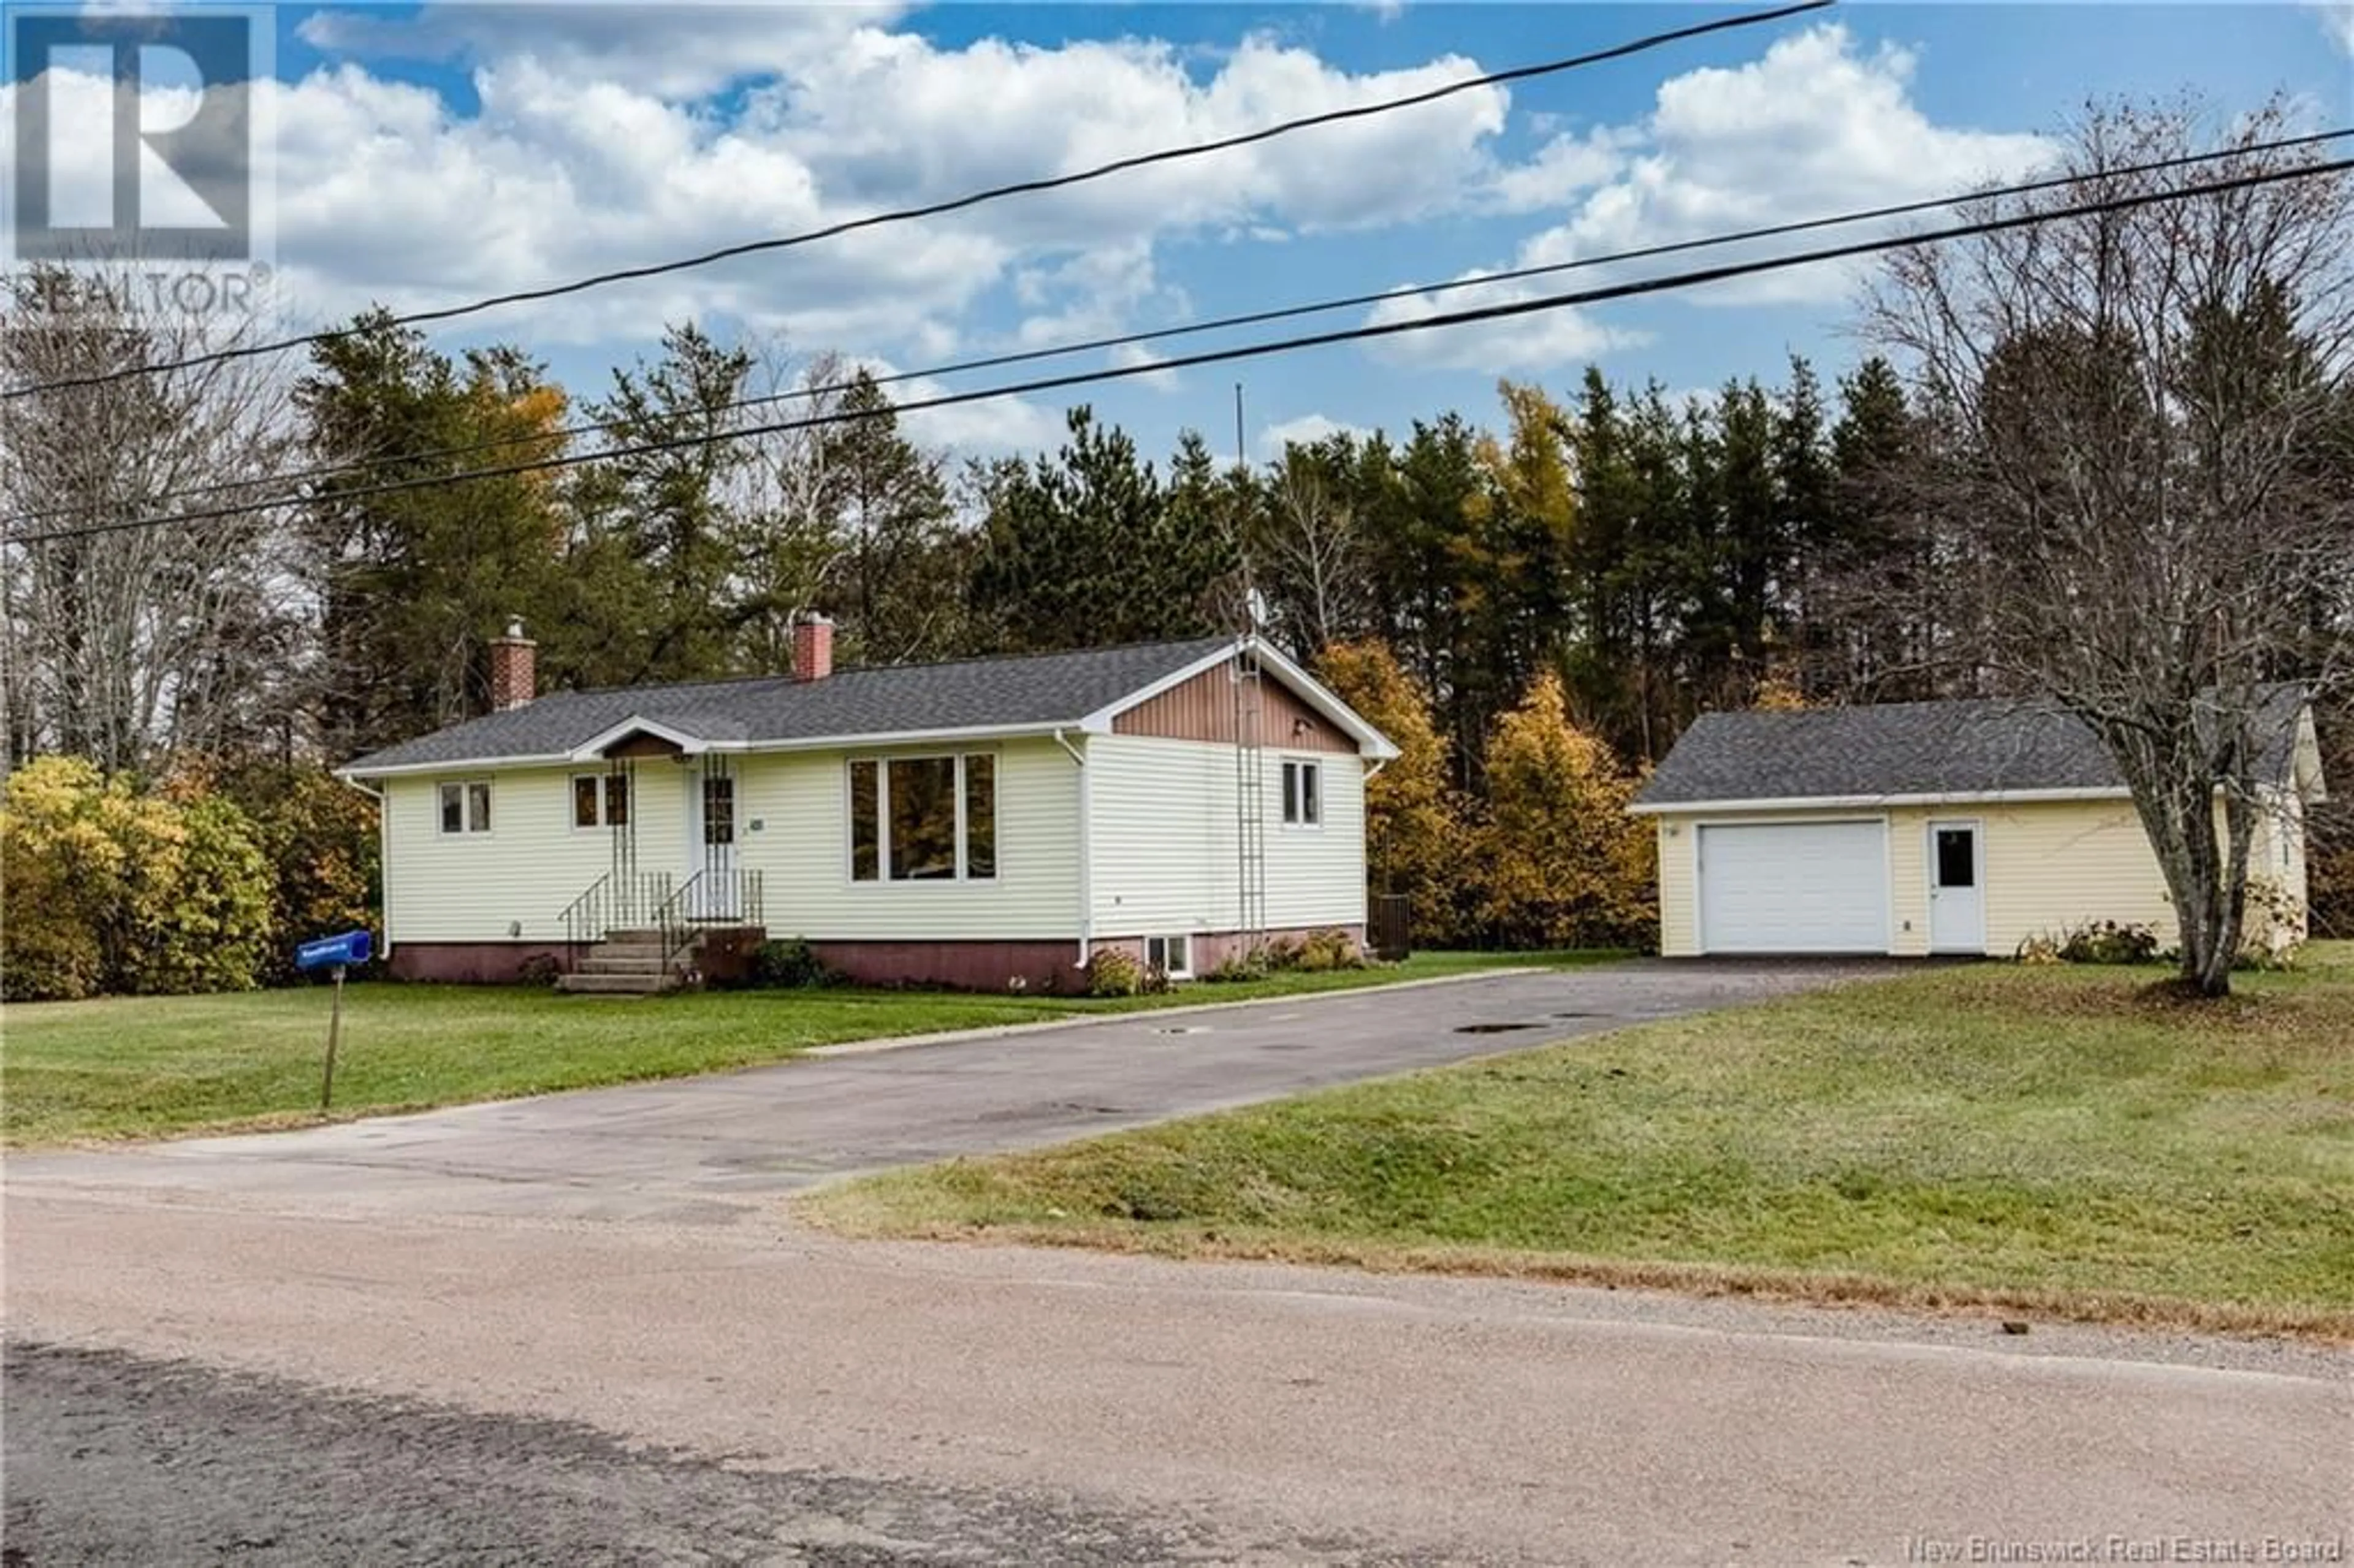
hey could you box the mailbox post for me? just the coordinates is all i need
[294,931,373,1110]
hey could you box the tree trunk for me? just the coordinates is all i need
[2141,777,2251,999]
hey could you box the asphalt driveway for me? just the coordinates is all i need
[6,960,1887,1222]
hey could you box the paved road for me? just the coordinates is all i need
[5,961,1887,1221]
[9,963,2350,1564]
[7,1198,2347,1566]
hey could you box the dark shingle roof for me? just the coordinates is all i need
[1632,689,2310,809]
[342,636,1235,774]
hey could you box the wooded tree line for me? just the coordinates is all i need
[6,96,2352,986]
[0,276,2053,775]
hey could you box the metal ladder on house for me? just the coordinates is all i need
[1232,635,1268,954]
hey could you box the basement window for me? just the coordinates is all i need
[439,779,492,835]
[1145,934,1192,979]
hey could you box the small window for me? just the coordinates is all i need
[440,778,492,834]
[1935,828,1975,889]
[703,775,735,846]
[573,773,631,829]
[1282,759,1322,826]
[1145,934,1192,978]
[965,754,996,880]
[850,760,880,881]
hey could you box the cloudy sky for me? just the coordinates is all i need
[15,1,2354,460]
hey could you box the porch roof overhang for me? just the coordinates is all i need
[566,715,714,762]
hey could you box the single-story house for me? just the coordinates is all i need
[1628,692,2327,958]
[336,620,1396,991]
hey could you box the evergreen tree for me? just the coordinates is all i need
[969,408,1228,651]
[570,324,756,684]
[297,313,570,756]
[818,370,961,664]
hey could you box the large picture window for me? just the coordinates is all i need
[849,753,999,882]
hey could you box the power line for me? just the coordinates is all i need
[11,154,2348,547]
[11,125,2341,528]
[0,0,1832,402]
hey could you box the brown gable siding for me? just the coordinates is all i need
[603,732,686,760]
[1112,660,1358,753]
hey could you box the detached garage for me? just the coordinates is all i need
[1629,692,2326,959]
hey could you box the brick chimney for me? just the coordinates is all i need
[489,617,537,711]
[792,613,834,682]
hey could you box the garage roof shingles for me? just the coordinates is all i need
[1633,690,2309,809]
[343,636,1234,774]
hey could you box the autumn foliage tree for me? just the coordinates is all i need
[1471,673,1657,950]
[1314,640,1468,942]
[1,756,275,1000]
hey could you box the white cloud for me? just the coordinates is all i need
[1505,25,2055,309]
[1259,412,1375,457]
[295,1,908,101]
[867,363,1065,460]
[1339,23,2054,374]
[1364,272,1648,373]
[1107,341,1179,393]
[186,9,1522,369]
[2314,2,2354,54]
[1485,127,1631,215]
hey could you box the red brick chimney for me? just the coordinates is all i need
[489,617,537,711]
[792,613,834,682]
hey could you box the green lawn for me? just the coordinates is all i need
[0,949,1618,1147]
[806,945,2354,1337]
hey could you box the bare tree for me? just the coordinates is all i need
[1256,446,1369,654]
[1,265,301,774]
[1864,96,2354,995]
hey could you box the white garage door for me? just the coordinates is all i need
[1697,821,1888,954]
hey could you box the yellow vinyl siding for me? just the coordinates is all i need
[383,764,688,945]
[1656,819,1697,956]
[1975,801,2175,953]
[385,743,1080,945]
[1086,734,1366,935]
[1650,796,2233,957]
[734,739,1081,942]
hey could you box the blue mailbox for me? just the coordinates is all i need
[295,929,372,972]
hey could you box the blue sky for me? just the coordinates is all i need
[24,1,2354,461]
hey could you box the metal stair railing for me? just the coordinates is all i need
[558,869,675,972]
[650,867,768,975]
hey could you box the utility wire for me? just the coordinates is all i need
[9,124,2341,528]
[0,0,1832,401]
[10,155,2348,547]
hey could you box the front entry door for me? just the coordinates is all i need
[691,758,740,919]
[1927,821,1984,953]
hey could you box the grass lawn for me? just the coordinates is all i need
[0,948,1618,1147]
[806,945,2354,1338]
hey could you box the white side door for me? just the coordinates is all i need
[1926,820,1985,954]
